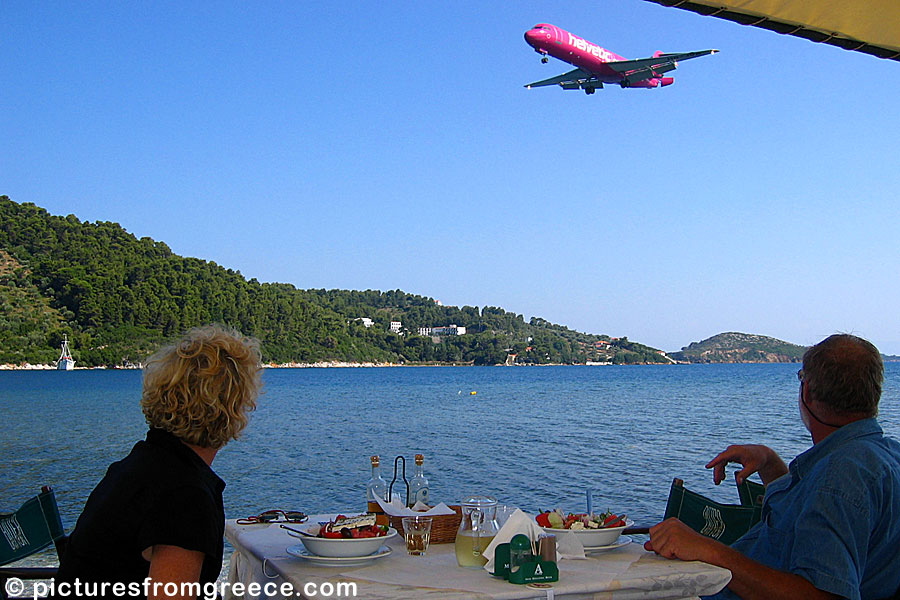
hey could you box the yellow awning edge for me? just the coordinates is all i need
[645,0,900,61]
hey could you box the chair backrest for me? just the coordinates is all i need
[0,487,65,567]
[664,478,762,546]
[736,478,766,508]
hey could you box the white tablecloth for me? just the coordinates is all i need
[225,518,731,600]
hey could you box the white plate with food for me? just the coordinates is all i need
[286,544,392,567]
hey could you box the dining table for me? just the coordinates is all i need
[224,515,732,600]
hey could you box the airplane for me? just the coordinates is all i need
[524,23,718,93]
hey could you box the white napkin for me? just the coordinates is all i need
[552,529,589,559]
[482,509,586,572]
[373,494,456,517]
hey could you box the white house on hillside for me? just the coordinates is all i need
[419,324,466,336]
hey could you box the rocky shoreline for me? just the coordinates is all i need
[0,363,142,370]
[0,361,401,370]
[0,360,625,370]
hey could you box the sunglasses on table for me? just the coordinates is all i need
[237,510,308,524]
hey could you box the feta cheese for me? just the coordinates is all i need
[333,514,376,530]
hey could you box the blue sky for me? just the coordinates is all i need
[4,1,899,354]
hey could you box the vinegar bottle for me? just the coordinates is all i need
[366,455,388,525]
[408,453,430,507]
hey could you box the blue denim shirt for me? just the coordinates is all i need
[706,419,900,600]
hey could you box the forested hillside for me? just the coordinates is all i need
[0,197,668,366]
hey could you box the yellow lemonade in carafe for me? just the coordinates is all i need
[454,531,496,567]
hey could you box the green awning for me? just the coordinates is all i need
[644,0,900,62]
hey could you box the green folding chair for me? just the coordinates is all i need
[662,478,762,545]
[736,478,766,508]
[625,477,764,544]
[0,487,67,600]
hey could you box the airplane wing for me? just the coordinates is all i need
[606,49,718,85]
[524,68,594,88]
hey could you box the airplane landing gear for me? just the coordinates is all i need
[541,56,549,64]
[584,85,595,95]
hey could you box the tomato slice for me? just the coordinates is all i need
[603,516,626,528]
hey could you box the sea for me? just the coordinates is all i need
[3,363,900,574]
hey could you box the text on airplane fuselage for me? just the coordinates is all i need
[567,33,616,62]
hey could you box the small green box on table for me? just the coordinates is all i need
[491,534,558,584]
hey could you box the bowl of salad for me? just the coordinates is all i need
[535,509,632,547]
[288,514,397,557]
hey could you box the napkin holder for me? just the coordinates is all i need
[491,543,559,584]
[491,544,511,578]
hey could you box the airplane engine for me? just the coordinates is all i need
[621,76,675,88]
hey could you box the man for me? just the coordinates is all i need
[645,334,900,600]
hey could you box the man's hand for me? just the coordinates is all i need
[643,518,720,563]
[706,444,788,485]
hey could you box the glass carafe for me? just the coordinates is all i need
[455,495,499,568]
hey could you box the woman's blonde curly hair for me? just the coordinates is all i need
[141,324,262,449]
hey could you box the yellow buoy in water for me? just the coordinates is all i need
[470,391,477,395]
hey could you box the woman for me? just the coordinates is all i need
[55,325,262,599]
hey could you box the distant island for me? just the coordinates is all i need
[669,333,899,364]
[669,333,806,363]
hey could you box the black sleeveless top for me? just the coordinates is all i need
[55,428,225,598]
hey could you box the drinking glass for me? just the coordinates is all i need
[495,504,516,528]
[402,516,433,556]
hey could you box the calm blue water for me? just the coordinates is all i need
[3,363,900,567]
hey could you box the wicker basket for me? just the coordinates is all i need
[389,505,462,544]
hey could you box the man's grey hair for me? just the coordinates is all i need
[803,334,883,417]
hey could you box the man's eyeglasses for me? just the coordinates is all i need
[237,510,308,525]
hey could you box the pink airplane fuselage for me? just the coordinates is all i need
[524,23,674,88]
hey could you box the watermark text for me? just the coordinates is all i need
[4,577,358,599]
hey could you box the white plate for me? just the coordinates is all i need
[583,535,632,553]
[286,544,392,567]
